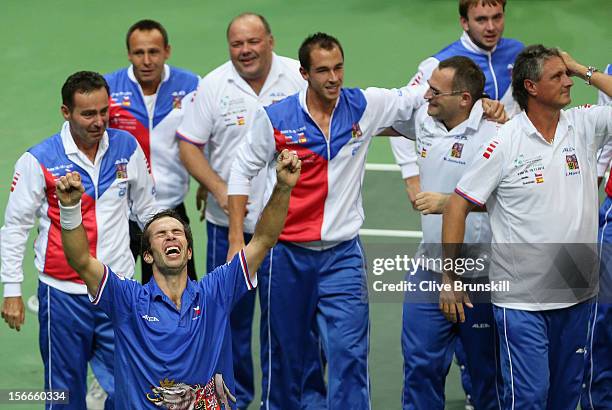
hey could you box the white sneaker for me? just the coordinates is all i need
[464,395,475,410]
[86,377,108,410]
[27,295,39,313]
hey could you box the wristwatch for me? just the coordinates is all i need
[585,66,599,85]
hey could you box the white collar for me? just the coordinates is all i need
[518,110,572,144]
[60,121,109,162]
[424,99,485,136]
[459,31,498,55]
[127,64,170,86]
[298,87,341,117]
[228,53,284,93]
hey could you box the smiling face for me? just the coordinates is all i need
[143,216,192,276]
[425,67,465,122]
[300,45,344,105]
[227,15,274,83]
[460,2,505,51]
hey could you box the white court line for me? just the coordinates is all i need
[365,163,400,172]
[363,163,422,238]
[359,229,423,238]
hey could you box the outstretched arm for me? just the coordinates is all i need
[243,150,300,274]
[56,172,105,297]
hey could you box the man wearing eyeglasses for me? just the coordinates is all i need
[390,2,523,407]
[391,0,523,208]
[393,56,501,410]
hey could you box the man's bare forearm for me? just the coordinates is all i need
[252,184,291,249]
[442,193,472,278]
[62,223,104,295]
[179,141,226,194]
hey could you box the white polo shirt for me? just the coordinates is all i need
[395,101,497,274]
[455,106,612,310]
[177,53,305,233]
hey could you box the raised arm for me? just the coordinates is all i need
[243,150,300,274]
[56,172,105,297]
[561,51,612,97]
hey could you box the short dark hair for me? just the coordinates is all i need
[226,13,272,38]
[298,32,344,71]
[141,209,193,258]
[512,44,561,111]
[438,56,485,102]
[459,0,506,19]
[126,19,169,51]
[61,71,109,111]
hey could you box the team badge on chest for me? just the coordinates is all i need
[563,147,580,176]
[116,163,128,179]
[450,142,464,158]
[351,123,362,138]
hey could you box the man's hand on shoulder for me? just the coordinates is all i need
[482,99,508,124]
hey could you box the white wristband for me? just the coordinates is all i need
[59,201,82,230]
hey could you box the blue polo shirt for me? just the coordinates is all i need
[91,250,256,409]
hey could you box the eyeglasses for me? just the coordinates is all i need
[428,88,467,98]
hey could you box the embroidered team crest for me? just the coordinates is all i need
[236,116,245,126]
[297,132,307,144]
[566,154,579,171]
[172,95,182,110]
[10,172,20,192]
[420,147,427,158]
[352,123,363,138]
[483,140,499,159]
[122,95,131,107]
[450,143,464,158]
[116,163,128,179]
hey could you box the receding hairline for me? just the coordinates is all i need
[127,27,167,49]
[226,13,272,38]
